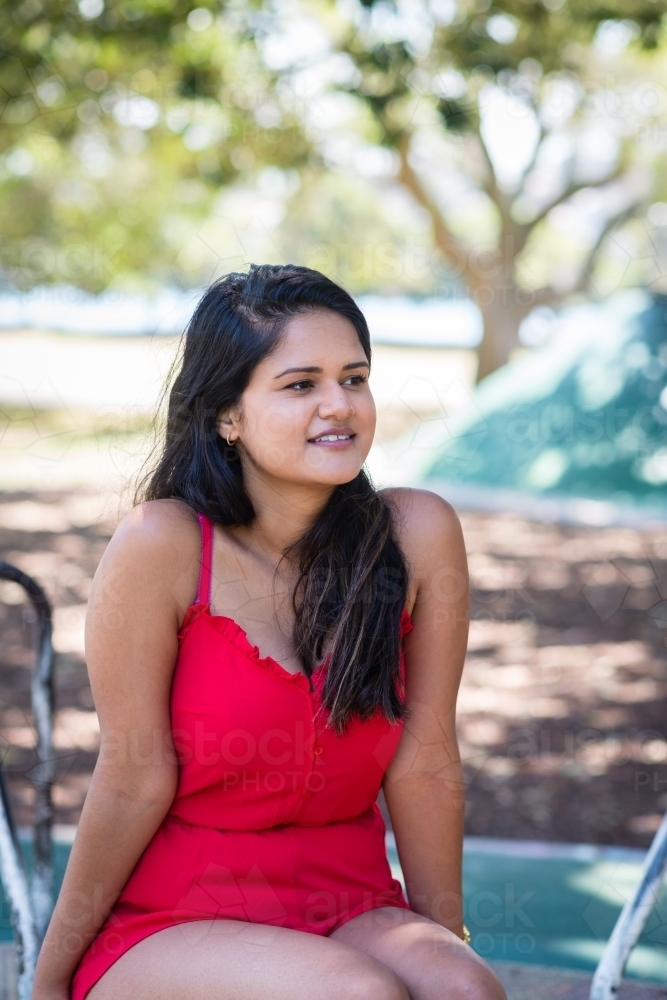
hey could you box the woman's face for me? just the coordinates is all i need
[218,308,376,488]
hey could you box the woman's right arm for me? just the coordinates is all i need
[32,500,200,999]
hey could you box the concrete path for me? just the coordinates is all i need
[491,961,667,999]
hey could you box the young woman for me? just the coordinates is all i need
[32,264,506,1000]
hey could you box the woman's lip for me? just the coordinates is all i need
[308,434,356,446]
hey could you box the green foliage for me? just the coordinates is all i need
[276,169,454,295]
[322,0,667,374]
[436,98,474,134]
[338,0,665,143]
[1,0,666,313]
[0,0,309,291]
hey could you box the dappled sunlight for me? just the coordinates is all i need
[456,508,667,847]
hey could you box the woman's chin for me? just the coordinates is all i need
[305,444,367,470]
[280,461,365,487]
[312,453,367,477]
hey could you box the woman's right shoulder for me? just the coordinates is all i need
[92,499,203,620]
[101,499,200,574]
[113,498,200,548]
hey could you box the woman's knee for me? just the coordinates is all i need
[448,958,507,1000]
[346,963,411,1000]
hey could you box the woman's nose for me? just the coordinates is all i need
[318,380,354,419]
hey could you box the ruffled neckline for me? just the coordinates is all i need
[179,603,413,690]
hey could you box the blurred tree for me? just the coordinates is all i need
[300,0,667,377]
[1,0,666,379]
[0,0,310,292]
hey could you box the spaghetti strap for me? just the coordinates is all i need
[195,512,214,606]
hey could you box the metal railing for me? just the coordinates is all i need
[590,812,667,999]
[0,562,56,1000]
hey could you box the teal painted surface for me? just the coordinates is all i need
[388,845,667,982]
[0,839,71,941]
[2,839,665,982]
[419,289,667,511]
[463,852,667,982]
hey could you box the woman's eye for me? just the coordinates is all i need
[288,380,313,391]
[286,375,368,391]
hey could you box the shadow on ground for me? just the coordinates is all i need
[0,491,666,849]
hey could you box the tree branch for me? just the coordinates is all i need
[571,199,642,295]
[475,127,514,240]
[526,285,564,309]
[397,138,483,292]
[515,166,625,251]
[525,199,642,307]
[517,122,546,189]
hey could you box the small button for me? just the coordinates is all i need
[314,746,323,755]
[303,792,312,800]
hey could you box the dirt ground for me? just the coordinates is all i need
[0,488,666,848]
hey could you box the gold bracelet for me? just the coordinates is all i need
[462,924,471,945]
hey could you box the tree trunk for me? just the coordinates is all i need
[476,294,530,382]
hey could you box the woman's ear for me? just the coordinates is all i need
[215,411,231,438]
[216,409,239,445]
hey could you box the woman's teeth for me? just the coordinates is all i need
[310,434,353,442]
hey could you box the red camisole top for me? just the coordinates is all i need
[70,512,413,1000]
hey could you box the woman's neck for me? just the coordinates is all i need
[233,465,336,564]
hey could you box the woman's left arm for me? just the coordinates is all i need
[383,488,470,939]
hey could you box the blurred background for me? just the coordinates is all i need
[1,0,667,989]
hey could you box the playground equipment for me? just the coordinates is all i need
[0,561,56,1000]
[590,812,667,999]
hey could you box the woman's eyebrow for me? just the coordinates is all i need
[273,361,370,380]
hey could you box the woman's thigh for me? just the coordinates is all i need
[86,918,411,1000]
[329,907,507,1000]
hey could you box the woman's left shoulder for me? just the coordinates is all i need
[378,486,463,553]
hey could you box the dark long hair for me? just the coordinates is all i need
[136,263,410,735]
